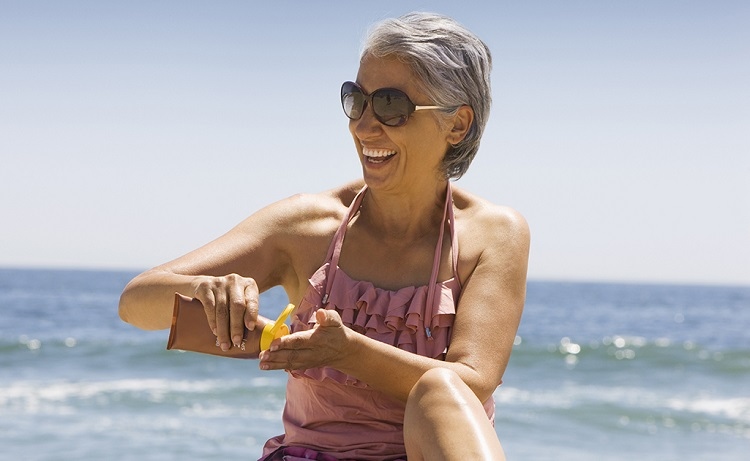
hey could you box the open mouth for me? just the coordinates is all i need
[363,148,397,164]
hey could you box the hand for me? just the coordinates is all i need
[191,274,259,352]
[258,309,350,371]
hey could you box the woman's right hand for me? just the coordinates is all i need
[191,274,260,351]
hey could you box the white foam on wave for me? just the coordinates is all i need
[179,401,282,422]
[495,384,750,425]
[0,377,283,415]
[667,396,750,423]
[495,384,664,409]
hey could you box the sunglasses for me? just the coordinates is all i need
[340,81,449,127]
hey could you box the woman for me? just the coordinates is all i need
[119,12,529,461]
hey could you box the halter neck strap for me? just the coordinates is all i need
[321,184,459,306]
[425,184,458,327]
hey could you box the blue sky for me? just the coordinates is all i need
[1,1,748,285]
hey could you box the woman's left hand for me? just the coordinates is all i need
[258,309,352,371]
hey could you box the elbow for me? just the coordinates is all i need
[118,305,128,323]
[466,376,498,405]
[118,289,162,330]
[118,295,130,324]
[118,282,136,325]
[117,272,175,331]
[117,275,154,329]
[474,382,499,405]
[455,363,501,404]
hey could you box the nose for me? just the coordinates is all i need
[350,101,383,138]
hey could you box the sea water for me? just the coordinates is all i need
[1,268,748,460]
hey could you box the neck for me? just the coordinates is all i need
[358,181,449,241]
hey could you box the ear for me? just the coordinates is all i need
[446,105,474,145]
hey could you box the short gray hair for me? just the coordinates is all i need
[361,12,492,179]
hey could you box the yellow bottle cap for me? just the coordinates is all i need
[260,303,295,351]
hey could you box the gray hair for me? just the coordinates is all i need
[361,12,492,179]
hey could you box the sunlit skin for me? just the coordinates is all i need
[351,54,451,195]
[345,54,477,254]
[119,51,527,461]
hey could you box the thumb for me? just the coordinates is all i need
[315,308,342,327]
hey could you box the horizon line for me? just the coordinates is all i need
[1,264,747,289]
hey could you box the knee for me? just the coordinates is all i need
[405,369,463,451]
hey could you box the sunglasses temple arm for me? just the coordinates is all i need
[414,105,448,111]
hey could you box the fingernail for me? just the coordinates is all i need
[232,335,242,346]
[270,344,279,352]
[220,342,229,351]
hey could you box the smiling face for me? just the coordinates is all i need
[349,54,454,193]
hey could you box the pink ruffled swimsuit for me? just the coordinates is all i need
[261,184,495,461]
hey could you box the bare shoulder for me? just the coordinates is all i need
[210,181,364,292]
[288,180,364,219]
[452,186,530,245]
[451,186,530,283]
[237,180,364,236]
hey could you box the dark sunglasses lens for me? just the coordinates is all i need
[341,83,364,120]
[372,89,411,126]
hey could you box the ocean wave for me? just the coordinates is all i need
[0,377,286,416]
[497,384,750,420]
[509,335,750,373]
[495,383,750,440]
[666,396,750,422]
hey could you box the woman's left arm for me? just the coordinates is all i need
[259,206,530,403]
[442,205,530,400]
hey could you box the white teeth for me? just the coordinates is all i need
[363,148,397,158]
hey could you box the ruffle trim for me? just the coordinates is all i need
[290,263,459,387]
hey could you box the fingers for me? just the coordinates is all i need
[193,274,259,352]
[259,335,306,371]
[259,310,347,371]
[214,282,230,351]
[195,282,218,336]
[315,308,342,327]
[229,281,247,347]
[244,283,259,331]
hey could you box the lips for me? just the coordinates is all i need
[363,147,397,164]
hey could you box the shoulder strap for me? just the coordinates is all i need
[321,185,368,305]
[448,184,460,287]
[320,183,460,309]
[424,183,460,337]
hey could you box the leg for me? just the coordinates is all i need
[403,368,506,461]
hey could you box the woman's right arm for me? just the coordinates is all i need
[118,195,308,350]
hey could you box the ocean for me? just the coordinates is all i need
[1,268,748,460]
